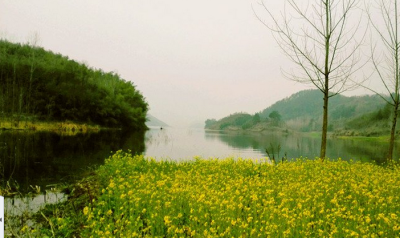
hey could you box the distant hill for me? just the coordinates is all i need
[205,89,389,133]
[259,89,385,121]
[205,113,254,130]
[146,114,168,127]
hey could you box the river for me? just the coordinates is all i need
[1,126,398,194]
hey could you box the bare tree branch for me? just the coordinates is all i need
[360,0,400,162]
[254,0,366,159]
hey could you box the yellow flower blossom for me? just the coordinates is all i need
[106,209,113,216]
[83,206,89,216]
[79,151,400,238]
[164,216,172,226]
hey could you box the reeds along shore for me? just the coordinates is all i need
[0,119,100,134]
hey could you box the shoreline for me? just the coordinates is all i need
[0,119,103,134]
[205,126,397,142]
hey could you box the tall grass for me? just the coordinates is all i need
[78,151,400,237]
[0,118,100,134]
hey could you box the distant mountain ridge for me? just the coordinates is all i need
[259,89,385,121]
[146,114,168,127]
[205,89,388,133]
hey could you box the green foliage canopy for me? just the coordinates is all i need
[260,90,385,121]
[0,40,148,130]
[269,111,281,121]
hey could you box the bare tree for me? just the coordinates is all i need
[26,32,40,115]
[362,0,400,163]
[255,0,366,159]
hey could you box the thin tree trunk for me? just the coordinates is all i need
[17,90,23,127]
[387,0,399,164]
[320,91,329,160]
[388,0,400,164]
[320,0,330,161]
[0,73,3,128]
[388,102,399,163]
[27,53,35,115]
[12,63,16,125]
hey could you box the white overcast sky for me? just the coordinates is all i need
[0,0,378,127]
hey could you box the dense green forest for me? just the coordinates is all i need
[205,113,262,130]
[0,40,148,130]
[205,90,392,136]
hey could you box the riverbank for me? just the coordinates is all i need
[3,171,101,237]
[207,123,291,134]
[16,151,400,237]
[0,118,101,135]
[217,125,398,143]
[333,135,392,142]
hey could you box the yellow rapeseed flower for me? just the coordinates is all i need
[164,216,172,226]
[83,206,89,215]
[81,152,400,238]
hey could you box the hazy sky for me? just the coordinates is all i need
[0,0,375,127]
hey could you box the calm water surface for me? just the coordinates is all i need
[0,129,145,192]
[145,127,398,164]
[1,126,398,193]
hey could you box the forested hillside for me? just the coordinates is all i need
[205,90,389,134]
[0,40,148,130]
[259,90,385,121]
[205,113,258,130]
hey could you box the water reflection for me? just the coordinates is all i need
[5,192,67,216]
[1,127,397,194]
[143,127,399,164]
[0,129,145,192]
[144,127,266,160]
[204,130,398,164]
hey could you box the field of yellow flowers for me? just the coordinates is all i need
[82,151,400,237]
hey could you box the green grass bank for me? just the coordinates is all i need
[0,118,101,134]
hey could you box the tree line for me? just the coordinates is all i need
[205,111,281,130]
[0,40,148,130]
